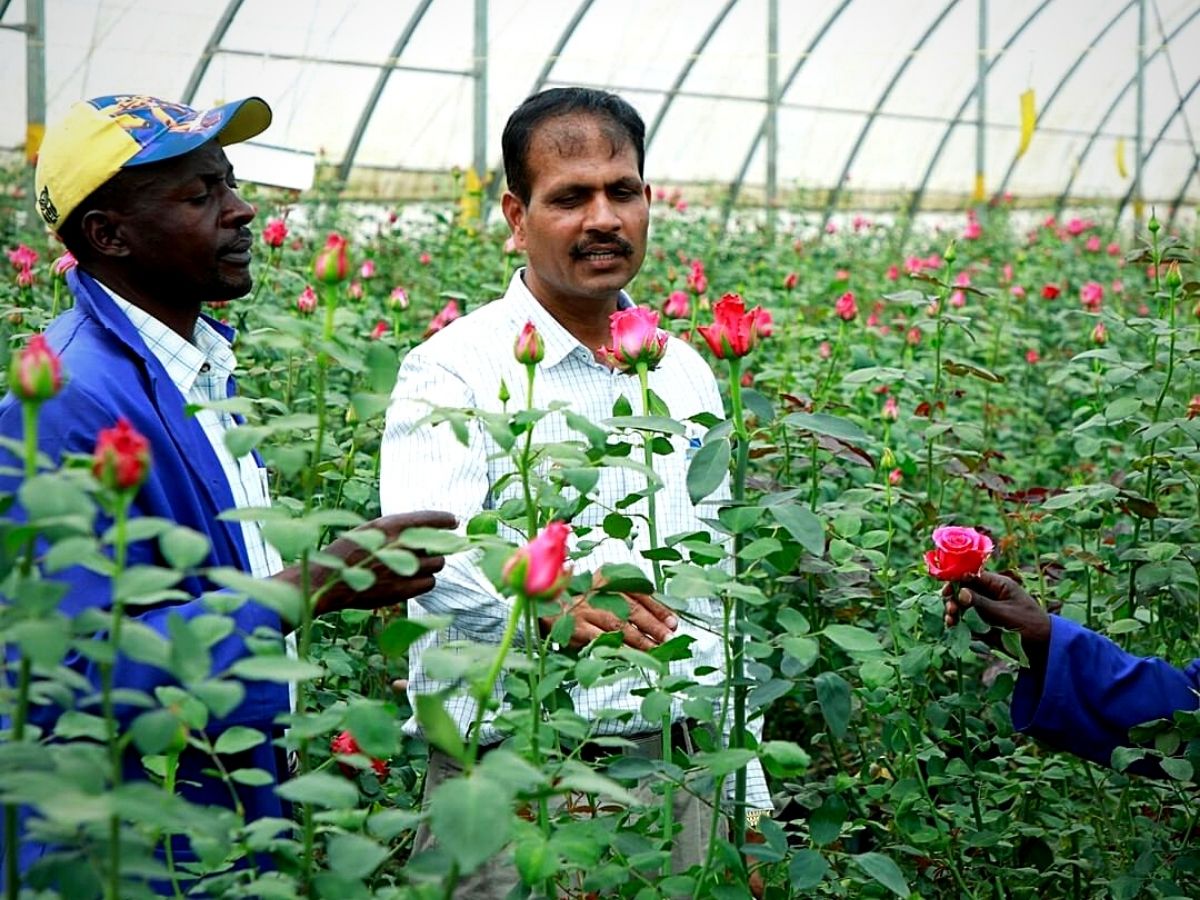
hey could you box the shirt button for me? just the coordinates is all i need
[200,363,211,373]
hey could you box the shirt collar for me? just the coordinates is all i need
[96,281,236,395]
[504,267,635,369]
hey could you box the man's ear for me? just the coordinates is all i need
[79,209,132,259]
[501,191,528,251]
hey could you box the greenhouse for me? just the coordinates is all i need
[1,1,1199,898]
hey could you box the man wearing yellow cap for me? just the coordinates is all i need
[0,95,453,892]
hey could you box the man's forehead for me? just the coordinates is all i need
[528,114,635,173]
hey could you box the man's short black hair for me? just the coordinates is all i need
[502,87,645,204]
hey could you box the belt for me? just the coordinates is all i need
[578,718,704,764]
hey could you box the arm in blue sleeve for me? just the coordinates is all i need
[1011,615,1200,773]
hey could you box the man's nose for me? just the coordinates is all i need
[222,187,255,227]
[583,194,621,233]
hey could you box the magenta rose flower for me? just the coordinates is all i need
[513,320,545,365]
[924,526,994,581]
[697,293,773,359]
[598,307,668,373]
[502,520,572,601]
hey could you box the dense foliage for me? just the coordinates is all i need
[1,170,1199,899]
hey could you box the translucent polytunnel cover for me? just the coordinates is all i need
[2,0,1198,213]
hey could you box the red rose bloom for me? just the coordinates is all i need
[924,526,994,581]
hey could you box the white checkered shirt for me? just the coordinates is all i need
[381,270,771,811]
[101,286,282,582]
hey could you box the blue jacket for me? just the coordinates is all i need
[1012,616,1200,772]
[0,270,289,879]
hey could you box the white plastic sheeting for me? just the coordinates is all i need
[1,0,1197,208]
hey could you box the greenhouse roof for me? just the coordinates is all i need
[2,0,1198,216]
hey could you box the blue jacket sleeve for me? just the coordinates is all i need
[1011,616,1200,772]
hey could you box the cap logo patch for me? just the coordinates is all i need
[38,186,58,224]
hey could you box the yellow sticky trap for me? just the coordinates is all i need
[25,123,45,164]
[1115,137,1128,178]
[973,172,986,202]
[1017,89,1036,158]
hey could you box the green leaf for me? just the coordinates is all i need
[429,773,512,873]
[784,412,868,444]
[851,852,911,897]
[604,415,686,436]
[781,636,819,672]
[346,701,398,758]
[815,671,851,739]
[129,709,183,755]
[1104,396,1141,422]
[760,740,811,775]
[214,726,267,756]
[207,567,301,625]
[223,425,270,459]
[602,512,633,539]
[260,519,321,561]
[159,526,211,570]
[276,772,358,809]
[822,624,880,653]
[514,829,559,883]
[1160,757,1193,781]
[9,618,69,668]
[326,832,389,879]
[687,437,730,504]
[229,656,324,682]
[788,849,829,889]
[692,748,757,777]
[942,359,1005,383]
[115,565,184,605]
[396,527,469,554]
[167,614,211,685]
[810,793,847,846]
[769,504,824,557]
[230,768,275,787]
[378,618,435,657]
[414,694,467,764]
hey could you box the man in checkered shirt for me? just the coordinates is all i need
[382,87,774,896]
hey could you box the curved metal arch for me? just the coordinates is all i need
[1164,156,1198,231]
[721,0,855,224]
[1111,72,1200,228]
[645,0,739,151]
[337,0,434,182]
[818,0,962,231]
[1054,5,1200,215]
[899,0,1057,247]
[181,0,246,105]
[991,0,1136,203]
[485,0,595,204]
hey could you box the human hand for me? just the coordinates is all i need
[943,570,1051,650]
[274,510,456,619]
[540,591,679,650]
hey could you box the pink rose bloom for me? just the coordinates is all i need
[954,272,971,288]
[906,326,922,346]
[347,280,364,300]
[1025,348,1040,364]
[924,526,994,581]
[885,264,900,281]
[783,271,799,291]
[296,285,318,314]
[1091,321,1107,345]
[10,333,63,402]
[1111,279,1124,295]
[663,290,690,320]
[389,286,409,310]
[949,290,965,308]
[425,299,460,337]
[835,269,851,281]
[1010,285,1026,298]
[1106,242,1121,257]
[818,341,832,360]
[360,259,376,279]
[513,321,544,365]
[962,218,982,240]
[1043,215,1057,229]
[834,291,858,321]
[866,312,881,328]
[15,267,34,288]
[825,221,838,234]
[599,307,669,372]
[50,251,77,280]
[924,255,943,270]
[1080,281,1104,311]
[6,244,38,270]
[881,396,899,421]
[675,199,688,212]
[262,218,288,248]
[1065,217,1088,236]
[1001,263,1013,284]
[1085,236,1101,253]
[502,520,572,601]
[419,252,432,265]
[369,320,389,340]
[904,256,924,274]
[888,468,903,486]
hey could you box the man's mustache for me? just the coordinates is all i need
[570,237,634,258]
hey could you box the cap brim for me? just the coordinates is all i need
[126,96,273,167]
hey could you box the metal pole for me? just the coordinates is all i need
[975,0,987,204]
[1134,0,1146,231]
[25,0,45,181]
[766,0,779,232]
[473,0,488,186]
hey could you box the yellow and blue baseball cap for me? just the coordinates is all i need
[34,94,272,232]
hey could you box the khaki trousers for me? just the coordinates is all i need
[411,726,725,899]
